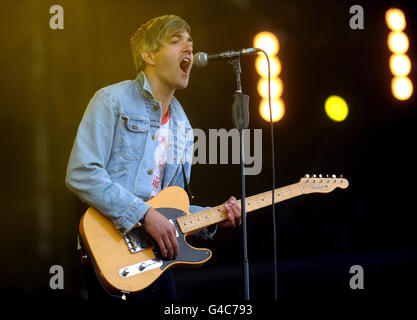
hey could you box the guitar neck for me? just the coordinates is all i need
[177,183,304,234]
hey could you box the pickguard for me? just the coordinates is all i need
[122,207,211,272]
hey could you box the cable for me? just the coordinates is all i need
[256,48,278,301]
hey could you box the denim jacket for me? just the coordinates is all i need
[66,72,215,238]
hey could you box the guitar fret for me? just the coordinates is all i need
[255,194,262,209]
[177,183,310,234]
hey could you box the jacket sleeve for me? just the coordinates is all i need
[65,89,150,234]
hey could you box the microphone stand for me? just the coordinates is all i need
[228,57,250,300]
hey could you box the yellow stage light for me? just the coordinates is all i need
[389,54,411,77]
[324,95,349,122]
[257,78,283,99]
[391,76,413,100]
[255,56,281,78]
[259,98,285,122]
[385,8,406,31]
[387,31,409,54]
[253,31,279,56]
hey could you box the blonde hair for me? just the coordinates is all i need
[130,15,191,73]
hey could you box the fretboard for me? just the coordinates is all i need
[177,183,304,234]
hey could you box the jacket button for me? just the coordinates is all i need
[132,125,137,130]
[153,105,159,110]
[147,169,153,175]
[153,134,158,140]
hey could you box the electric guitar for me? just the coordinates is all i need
[79,174,349,294]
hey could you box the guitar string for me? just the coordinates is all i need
[177,183,305,231]
[176,179,343,232]
[132,180,341,240]
[127,182,306,248]
[181,183,301,221]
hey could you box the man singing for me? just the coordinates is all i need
[66,14,241,300]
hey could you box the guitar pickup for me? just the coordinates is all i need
[119,258,163,278]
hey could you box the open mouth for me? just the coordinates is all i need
[179,57,191,73]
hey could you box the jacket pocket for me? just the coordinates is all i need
[115,114,150,160]
[108,168,128,186]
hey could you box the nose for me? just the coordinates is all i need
[183,41,193,54]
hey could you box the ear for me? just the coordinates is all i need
[141,50,156,66]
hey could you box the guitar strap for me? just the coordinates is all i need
[182,164,194,203]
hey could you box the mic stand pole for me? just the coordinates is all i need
[229,57,250,300]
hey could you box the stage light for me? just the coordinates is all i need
[257,78,283,99]
[391,76,413,101]
[324,95,349,122]
[389,54,411,77]
[259,98,285,122]
[386,9,413,101]
[386,8,406,31]
[255,55,281,78]
[253,31,279,56]
[387,31,409,54]
[253,31,284,123]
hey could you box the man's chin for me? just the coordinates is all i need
[176,80,189,90]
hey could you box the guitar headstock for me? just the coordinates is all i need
[299,174,349,194]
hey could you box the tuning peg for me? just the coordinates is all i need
[313,174,317,178]
[332,174,336,178]
[305,174,310,178]
[319,174,322,178]
[326,174,329,178]
[339,174,343,178]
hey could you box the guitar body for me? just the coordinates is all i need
[79,186,212,294]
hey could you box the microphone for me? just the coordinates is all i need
[193,48,259,67]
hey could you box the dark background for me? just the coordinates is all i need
[1,0,416,309]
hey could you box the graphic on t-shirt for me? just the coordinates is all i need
[150,118,170,198]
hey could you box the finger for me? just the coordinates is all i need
[219,220,231,228]
[232,205,242,226]
[225,198,235,208]
[225,204,236,227]
[161,233,174,259]
[169,227,179,258]
[156,238,167,258]
[231,202,241,216]
[224,203,233,220]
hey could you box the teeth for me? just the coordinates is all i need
[180,57,191,72]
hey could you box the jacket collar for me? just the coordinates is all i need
[135,71,191,129]
[136,71,154,99]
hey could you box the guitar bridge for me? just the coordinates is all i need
[123,227,153,253]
